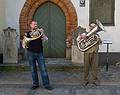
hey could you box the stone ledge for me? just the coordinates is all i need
[0,62,83,72]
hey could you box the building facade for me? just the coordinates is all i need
[0,0,119,64]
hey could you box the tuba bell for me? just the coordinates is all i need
[22,28,43,48]
[77,19,105,52]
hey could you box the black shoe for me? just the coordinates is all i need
[83,81,89,86]
[44,86,53,90]
[31,85,39,90]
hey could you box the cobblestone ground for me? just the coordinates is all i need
[0,65,120,95]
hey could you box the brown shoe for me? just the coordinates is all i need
[92,80,100,86]
[92,82,97,86]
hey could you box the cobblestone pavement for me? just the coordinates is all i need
[0,65,120,95]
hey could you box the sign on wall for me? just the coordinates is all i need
[80,0,85,7]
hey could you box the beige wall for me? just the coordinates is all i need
[0,0,5,29]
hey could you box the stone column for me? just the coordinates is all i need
[71,26,86,65]
[1,27,18,63]
[72,45,84,65]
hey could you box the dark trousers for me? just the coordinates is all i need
[27,51,50,87]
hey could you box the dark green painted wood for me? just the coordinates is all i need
[33,2,66,58]
[90,0,115,26]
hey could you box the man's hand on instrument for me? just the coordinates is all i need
[98,38,102,45]
[80,35,88,40]
[38,28,44,32]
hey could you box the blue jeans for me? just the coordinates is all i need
[27,51,50,87]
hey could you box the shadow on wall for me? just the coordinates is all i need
[18,48,27,63]
[98,52,120,66]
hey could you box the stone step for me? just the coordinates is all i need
[0,58,83,72]
[0,63,83,72]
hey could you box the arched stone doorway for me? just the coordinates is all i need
[19,0,77,58]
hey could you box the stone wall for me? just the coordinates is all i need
[0,27,18,63]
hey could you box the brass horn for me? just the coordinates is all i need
[77,19,105,52]
[22,28,43,48]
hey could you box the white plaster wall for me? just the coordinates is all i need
[5,0,26,47]
[0,0,6,29]
[3,0,120,52]
[71,0,120,52]
[71,0,89,28]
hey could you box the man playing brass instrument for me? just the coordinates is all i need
[23,21,52,90]
[77,23,102,86]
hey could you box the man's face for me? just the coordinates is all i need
[30,21,37,30]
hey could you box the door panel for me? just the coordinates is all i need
[33,3,49,56]
[33,2,66,58]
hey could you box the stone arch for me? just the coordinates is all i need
[19,0,77,48]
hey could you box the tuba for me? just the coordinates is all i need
[77,19,105,52]
[22,28,43,48]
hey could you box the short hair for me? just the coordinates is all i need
[29,20,37,25]
[31,21,37,23]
